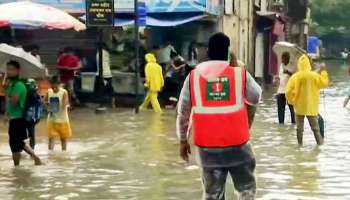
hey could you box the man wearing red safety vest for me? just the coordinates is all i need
[176,33,262,200]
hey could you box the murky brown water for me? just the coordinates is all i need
[0,61,349,200]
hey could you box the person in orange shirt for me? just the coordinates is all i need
[38,78,51,99]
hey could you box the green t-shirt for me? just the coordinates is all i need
[6,80,27,119]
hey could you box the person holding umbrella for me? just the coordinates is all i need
[5,61,42,166]
[273,42,305,125]
[274,52,296,124]
[0,44,46,166]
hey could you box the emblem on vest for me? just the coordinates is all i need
[206,76,230,101]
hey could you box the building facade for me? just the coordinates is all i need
[221,0,255,73]
[0,0,309,83]
[221,0,309,82]
[284,0,309,49]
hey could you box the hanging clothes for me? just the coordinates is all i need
[269,33,279,76]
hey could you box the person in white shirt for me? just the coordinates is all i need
[275,52,295,124]
[96,44,117,109]
[156,43,177,69]
[187,41,198,67]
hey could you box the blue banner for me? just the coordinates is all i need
[138,2,147,26]
[114,0,207,13]
[145,0,206,13]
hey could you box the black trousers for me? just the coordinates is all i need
[26,122,36,149]
[276,93,296,124]
[318,114,325,139]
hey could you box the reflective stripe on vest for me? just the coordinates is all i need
[192,67,244,114]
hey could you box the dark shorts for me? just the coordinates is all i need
[8,118,28,153]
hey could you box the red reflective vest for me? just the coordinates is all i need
[190,62,250,148]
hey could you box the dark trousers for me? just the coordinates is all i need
[26,123,36,149]
[202,160,256,200]
[276,93,296,124]
[0,96,5,114]
[318,114,325,139]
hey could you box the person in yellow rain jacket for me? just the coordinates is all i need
[140,53,164,113]
[286,54,329,146]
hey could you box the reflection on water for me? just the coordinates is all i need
[0,60,349,199]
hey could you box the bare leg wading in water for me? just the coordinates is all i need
[296,115,324,146]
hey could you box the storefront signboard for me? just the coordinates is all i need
[86,0,114,26]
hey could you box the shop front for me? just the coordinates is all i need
[0,0,224,105]
[104,0,224,100]
[0,0,92,72]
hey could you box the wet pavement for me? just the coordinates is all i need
[0,60,349,200]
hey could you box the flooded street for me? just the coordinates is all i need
[0,60,350,200]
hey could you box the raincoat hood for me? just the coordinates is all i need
[297,54,312,72]
[145,53,157,63]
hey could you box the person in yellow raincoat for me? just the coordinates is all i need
[140,53,164,113]
[286,54,329,146]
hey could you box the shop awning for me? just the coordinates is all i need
[149,14,207,26]
[81,14,207,27]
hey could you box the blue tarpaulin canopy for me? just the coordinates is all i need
[81,14,207,27]
[308,36,320,54]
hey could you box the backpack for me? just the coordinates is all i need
[24,80,43,125]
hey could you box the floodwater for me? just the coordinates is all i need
[0,60,350,200]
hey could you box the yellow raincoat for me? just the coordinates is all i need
[144,53,164,92]
[140,53,164,113]
[286,55,329,116]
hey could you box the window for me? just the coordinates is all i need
[225,0,234,15]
